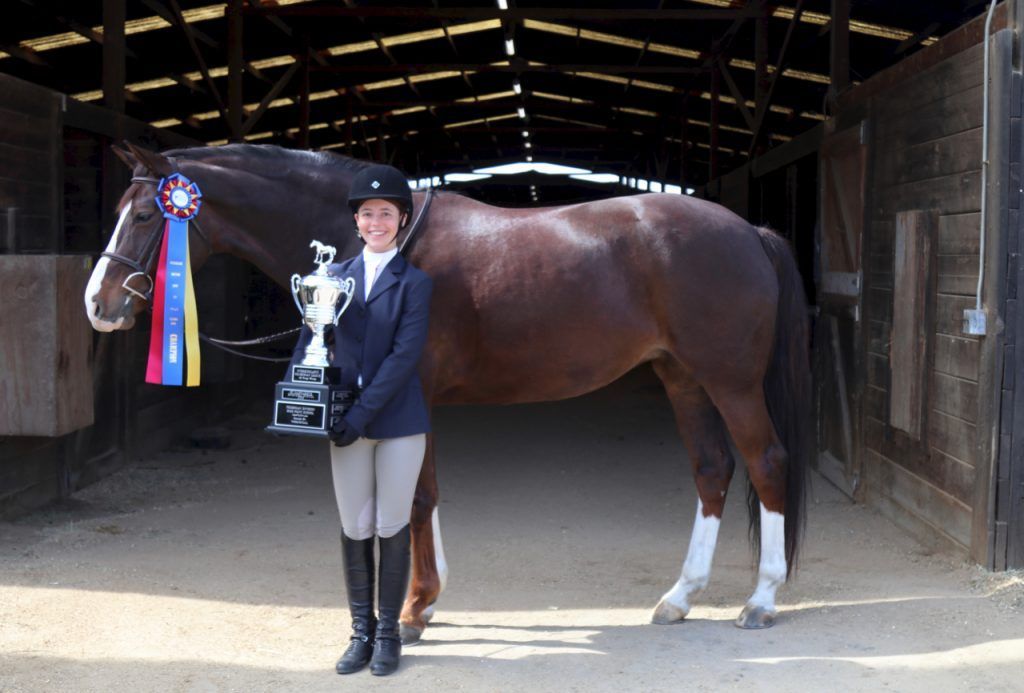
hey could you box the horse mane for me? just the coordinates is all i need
[166,143,370,174]
[117,144,372,212]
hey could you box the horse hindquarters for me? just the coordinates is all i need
[650,360,737,624]
[709,228,811,628]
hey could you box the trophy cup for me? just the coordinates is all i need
[266,241,357,438]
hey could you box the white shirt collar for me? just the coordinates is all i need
[362,246,398,269]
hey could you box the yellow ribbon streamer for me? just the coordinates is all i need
[183,230,201,386]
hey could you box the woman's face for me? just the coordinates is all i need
[355,199,404,253]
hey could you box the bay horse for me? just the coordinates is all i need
[85,143,811,638]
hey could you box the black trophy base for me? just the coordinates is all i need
[265,363,355,438]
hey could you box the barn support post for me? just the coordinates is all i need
[298,38,311,150]
[102,0,125,116]
[346,89,354,155]
[749,0,806,156]
[986,1,1024,570]
[710,47,721,181]
[227,0,244,142]
[1007,0,1024,571]
[975,28,1015,568]
[829,0,850,110]
[755,0,769,120]
[679,109,688,189]
[101,0,126,235]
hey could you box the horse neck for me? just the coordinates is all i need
[189,156,362,288]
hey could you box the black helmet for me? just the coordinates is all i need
[347,164,414,227]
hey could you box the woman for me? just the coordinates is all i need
[295,164,432,676]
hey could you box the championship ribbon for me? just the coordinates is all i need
[145,173,202,386]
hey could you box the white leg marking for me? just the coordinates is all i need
[432,506,448,594]
[747,504,786,611]
[84,203,131,332]
[657,500,721,617]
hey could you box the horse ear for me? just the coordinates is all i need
[111,143,137,170]
[124,142,174,176]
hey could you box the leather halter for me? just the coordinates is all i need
[100,160,210,303]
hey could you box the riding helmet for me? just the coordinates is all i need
[347,164,414,227]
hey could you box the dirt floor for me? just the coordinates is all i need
[1,369,1022,693]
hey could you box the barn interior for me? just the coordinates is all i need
[2,1,1023,571]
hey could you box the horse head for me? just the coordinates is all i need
[85,142,392,333]
[84,143,214,332]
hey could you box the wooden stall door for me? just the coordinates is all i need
[815,123,867,498]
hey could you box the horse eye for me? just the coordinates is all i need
[134,212,153,223]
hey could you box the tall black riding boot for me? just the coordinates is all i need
[370,525,411,676]
[335,533,376,675]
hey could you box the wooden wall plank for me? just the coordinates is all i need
[938,213,981,253]
[864,449,973,550]
[865,286,893,322]
[936,254,980,296]
[877,170,981,217]
[0,176,57,213]
[929,409,977,467]
[0,106,55,151]
[935,293,977,337]
[871,42,983,120]
[867,319,890,356]
[0,256,95,436]
[870,219,893,255]
[931,371,979,423]
[934,334,981,380]
[0,143,55,183]
[890,210,935,438]
[875,86,983,152]
[875,127,982,187]
[864,384,887,420]
[867,352,888,389]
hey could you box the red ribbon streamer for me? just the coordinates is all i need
[145,221,171,384]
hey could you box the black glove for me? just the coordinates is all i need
[330,418,361,447]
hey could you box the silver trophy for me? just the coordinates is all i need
[267,240,357,438]
[290,241,356,367]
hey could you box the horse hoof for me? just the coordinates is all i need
[651,599,689,625]
[735,605,776,629]
[400,623,424,646]
[422,604,435,623]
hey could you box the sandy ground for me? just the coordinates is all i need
[1,369,1022,693]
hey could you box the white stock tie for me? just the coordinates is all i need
[366,261,382,300]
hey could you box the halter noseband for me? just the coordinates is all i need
[101,162,209,304]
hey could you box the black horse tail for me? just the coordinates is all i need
[751,226,812,578]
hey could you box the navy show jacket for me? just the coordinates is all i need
[290,252,433,439]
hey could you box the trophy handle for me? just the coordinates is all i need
[290,273,303,316]
[334,277,356,323]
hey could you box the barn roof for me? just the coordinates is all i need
[1,1,994,202]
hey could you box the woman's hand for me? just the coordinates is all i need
[330,418,361,447]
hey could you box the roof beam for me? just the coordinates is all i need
[311,63,707,75]
[748,0,807,156]
[166,0,230,131]
[829,0,851,103]
[103,0,126,114]
[242,7,761,21]
[715,56,754,130]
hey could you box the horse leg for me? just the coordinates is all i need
[399,432,446,645]
[712,386,788,629]
[650,360,736,625]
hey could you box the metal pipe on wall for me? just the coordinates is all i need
[966,0,1000,336]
